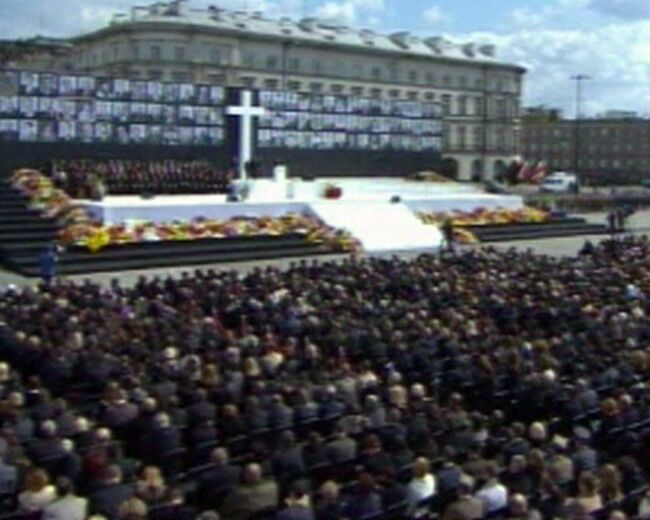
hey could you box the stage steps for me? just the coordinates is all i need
[5,235,331,276]
[0,183,61,266]
[466,218,608,242]
[310,201,442,252]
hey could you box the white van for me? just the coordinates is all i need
[540,172,579,193]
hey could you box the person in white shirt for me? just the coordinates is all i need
[407,457,436,516]
[476,461,508,514]
[18,467,57,511]
[43,477,88,520]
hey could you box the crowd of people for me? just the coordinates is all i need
[50,160,231,199]
[1,238,650,519]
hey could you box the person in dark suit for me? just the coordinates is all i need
[187,389,217,426]
[326,423,357,463]
[88,464,135,519]
[146,412,181,463]
[28,420,66,465]
[196,447,241,509]
[342,472,382,520]
[272,430,306,481]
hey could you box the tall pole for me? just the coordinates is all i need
[571,74,590,181]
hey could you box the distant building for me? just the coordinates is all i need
[10,0,525,180]
[522,115,650,184]
[522,105,563,121]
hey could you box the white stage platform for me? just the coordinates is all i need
[78,178,523,253]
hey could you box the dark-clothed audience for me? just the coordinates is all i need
[0,239,648,519]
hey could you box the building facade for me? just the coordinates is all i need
[522,116,650,185]
[14,0,525,180]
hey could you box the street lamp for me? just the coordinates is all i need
[571,74,591,182]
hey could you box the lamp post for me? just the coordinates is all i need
[571,74,590,182]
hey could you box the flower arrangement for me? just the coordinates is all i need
[419,207,550,228]
[57,214,362,253]
[11,169,92,224]
[13,169,362,254]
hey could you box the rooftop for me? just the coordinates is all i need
[91,0,513,67]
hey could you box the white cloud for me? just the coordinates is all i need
[314,0,384,24]
[422,5,447,24]
[466,20,650,115]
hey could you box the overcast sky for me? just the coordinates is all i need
[2,0,650,116]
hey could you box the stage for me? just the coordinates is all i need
[78,178,524,253]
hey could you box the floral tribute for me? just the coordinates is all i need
[12,170,361,254]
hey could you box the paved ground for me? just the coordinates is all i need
[1,210,648,288]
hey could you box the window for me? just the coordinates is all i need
[407,91,418,100]
[424,92,435,101]
[457,126,466,149]
[288,57,300,71]
[241,76,256,87]
[473,97,483,116]
[242,53,255,67]
[150,45,161,61]
[408,70,418,84]
[389,89,401,98]
[474,77,483,89]
[174,46,185,61]
[351,86,364,96]
[264,78,279,89]
[148,70,163,80]
[288,80,301,91]
[112,45,119,61]
[442,75,451,87]
[425,72,435,85]
[352,64,364,79]
[442,123,450,149]
[132,44,140,60]
[458,76,467,88]
[331,84,344,94]
[312,59,322,73]
[389,67,400,82]
[441,94,451,116]
[309,82,323,93]
[370,88,382,98]
[210,47,222,64]
[171,71,189,82]
[496,99,507,119]
[266,55,278,69]
[457,96,467,116]
[371,66,382,80]
[474,127,483,149]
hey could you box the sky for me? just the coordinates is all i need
[2,0,650,116]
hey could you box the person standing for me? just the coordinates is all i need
[39,244,59,285]
[442,219,455,253]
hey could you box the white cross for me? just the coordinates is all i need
[226,90,266,180]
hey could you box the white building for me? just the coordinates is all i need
[17,0,525,180]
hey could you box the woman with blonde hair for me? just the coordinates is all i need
[407,457,436,516]
[599,464,624,504]
[118,497,148,520]
[135,465,168,504]
[18,467,57,511]
[571,471,603,513]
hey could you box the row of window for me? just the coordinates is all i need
[537,157,650,170]
[80,42,519,93]
[526,126,650,140]
[251,53,517,92]
[82,43,225,68]
[526,143,646,154]
[441,124,515,151]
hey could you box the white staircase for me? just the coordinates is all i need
[310,201,442,253]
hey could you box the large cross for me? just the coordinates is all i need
[226,90,266,180]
